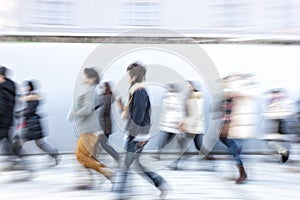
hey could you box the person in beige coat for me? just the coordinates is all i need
[166,81,211,170]
[180,81,206,153]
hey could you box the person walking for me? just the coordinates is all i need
[97,82,120,163]
[69,68,114,189]
[218,73,259,184]
[13,80,60,166]
[0,66,20,168]
[114,62,168,199]
[154,83,184,160]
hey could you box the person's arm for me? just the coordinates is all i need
[0,93,4,117]
[75,90,94,118]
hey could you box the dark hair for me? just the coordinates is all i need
[167,83,178,93]
[103,82,112,95]
[126,62,146,85]
[0,66,7,77]
[188,81,199,92]
[25,80,35,91]
[84,67,100,84]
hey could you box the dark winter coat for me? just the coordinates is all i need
[98,93,113,135]
[22,93,44,140]
[0,78,16,129]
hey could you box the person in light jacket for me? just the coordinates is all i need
[154,83,184,160]
[70,67,114,189]
[262,88,296,163]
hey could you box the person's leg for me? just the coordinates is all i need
[194,134,203,151]
[0,128,11,156]
[136,156,168,198]
[267,141,289,163]
[156,131,176,150]
[76,134,114,180]
[154,131,176,160]
[35,138,58,155]
[113,137,139,196]
[220,136,247,184]
[99,134,120,162]
[35,138,60,165]
[168,133,194,170]
[220,137,243,165]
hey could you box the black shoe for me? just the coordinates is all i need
[73,185,94,190]
[281,151,289,163]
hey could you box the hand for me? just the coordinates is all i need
[138,141,147,147]
[117,98,124,111]
[178,123,184,133]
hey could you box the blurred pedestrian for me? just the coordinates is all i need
[114,62,168,199]
[218,74,251,184]
[97,82,120,163]
[0,66,21,168]
[69,67,114,189]
[167,81,213,170]
[262,89,296,163]
[13,80,60,166]
[154,83,184,160]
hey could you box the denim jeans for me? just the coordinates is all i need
[220,136,243,166]
[113,136,165,196]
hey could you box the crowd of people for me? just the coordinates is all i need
[1,63,300,199]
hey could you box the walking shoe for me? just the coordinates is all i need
[281,151,289,163]
[158,180,169,199]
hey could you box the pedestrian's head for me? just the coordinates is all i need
[83,67,100,86]
[25,80,36,92]
[102,82,112,95]
[126,62,146,86]
[187,81,198,92]
[167,83,177,93]
[0,66,7,83]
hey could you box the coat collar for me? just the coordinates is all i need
[129,82,145,95]
[190,91,202,99]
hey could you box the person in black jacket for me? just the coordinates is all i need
[0,66,17,159]
[14,80,60,166]
[114,62,168,199]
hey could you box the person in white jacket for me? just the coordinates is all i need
[166,81,212,170]
[154,84,184,160]
[262,88,296,163]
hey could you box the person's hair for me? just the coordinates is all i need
[126,62,146,85]
[103,82,112,95]
[0,66,7,77]
[84,67,100,84]
[25,80,35,91]
[167,83,177,93]
[188,80,198,92]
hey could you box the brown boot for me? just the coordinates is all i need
[236,165,247,184]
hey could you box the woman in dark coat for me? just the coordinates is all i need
[15,80,60,165]
[97,82,120,162]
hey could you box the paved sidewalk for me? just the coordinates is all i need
[0,154,300,200]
